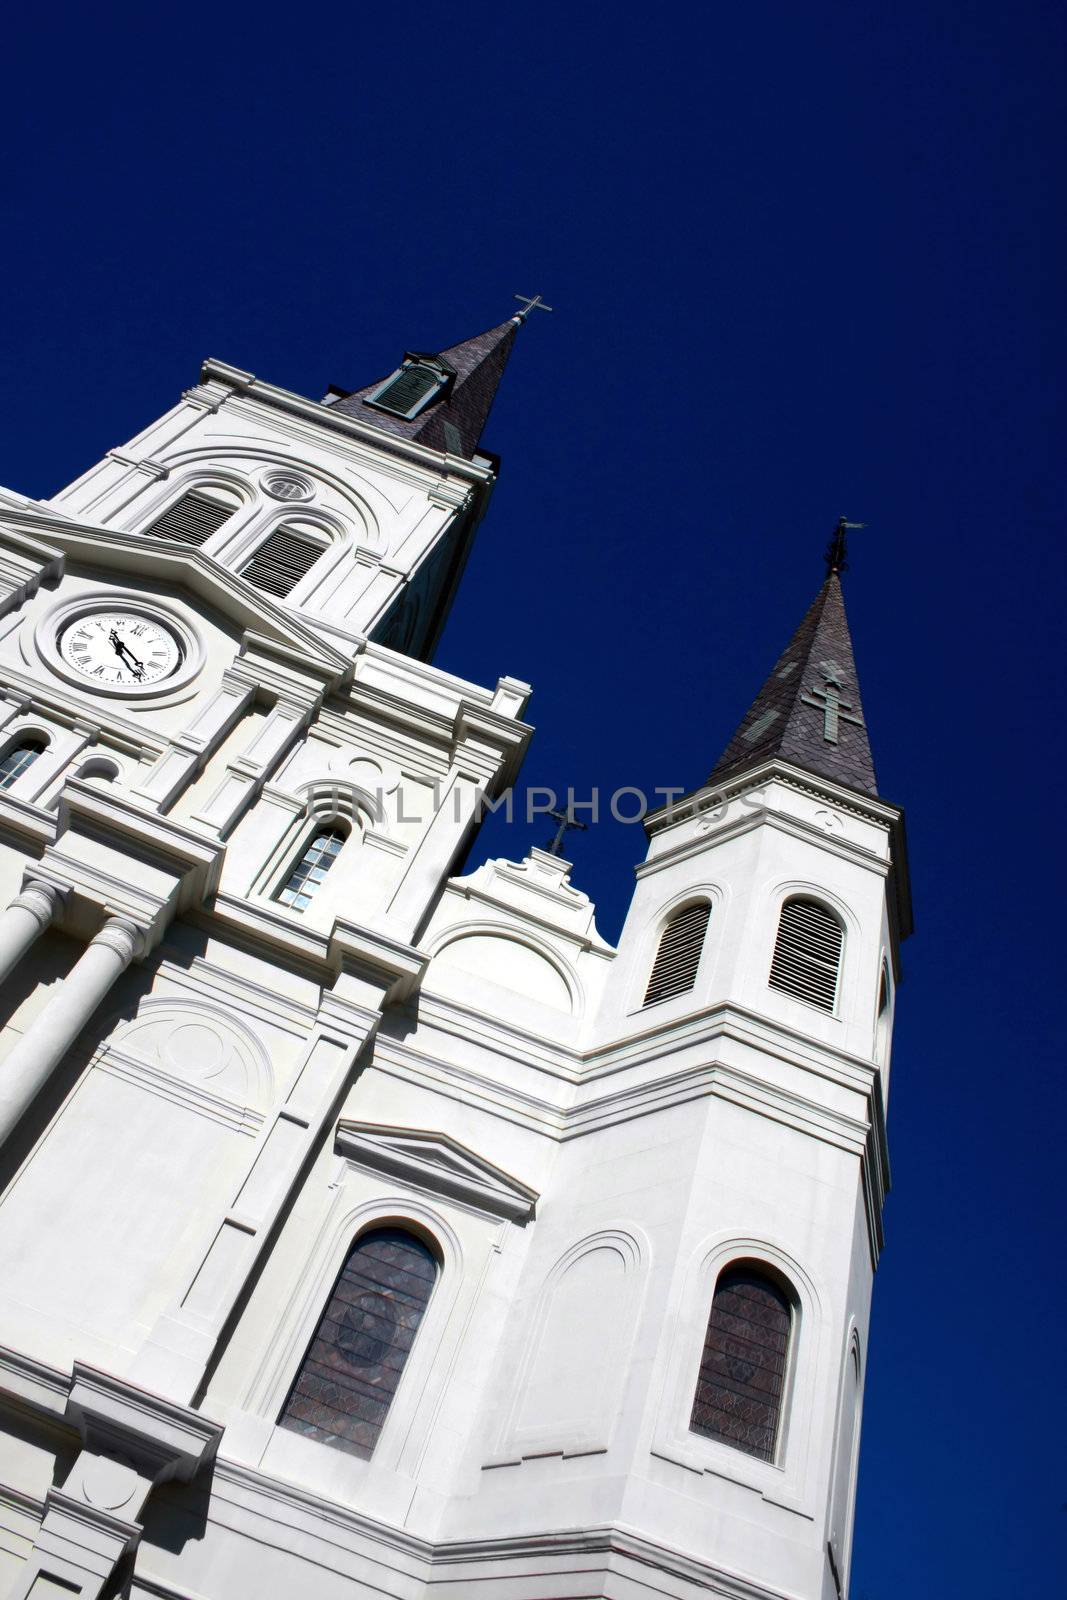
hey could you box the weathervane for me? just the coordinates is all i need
[824,516,865,577]
[514,293,554,323]
[544,804,586,857]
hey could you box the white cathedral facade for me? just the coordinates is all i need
[0,310,911,1600]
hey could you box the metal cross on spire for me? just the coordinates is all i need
[824,516,866,577]
[514,293,554,324]
[544,805,586,857]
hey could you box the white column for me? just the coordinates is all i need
[0,880,64,991]
[0,914,142,1148]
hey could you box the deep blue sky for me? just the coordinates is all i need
[4,5,1064,1593]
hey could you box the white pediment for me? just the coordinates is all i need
[335,1120,538,1223]
[6,506,350,681]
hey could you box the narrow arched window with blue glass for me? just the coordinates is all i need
[276,824,347,910]
[0,736,48,791]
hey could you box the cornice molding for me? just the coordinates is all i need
[0,1343,69,1420]
[66,1364,223,1485]
[155,1454,801,1600]
[35,781,225,947]
[199,359,498,491]
[645,758,913,950]
[646,759,902,835]
[0,789,56,849]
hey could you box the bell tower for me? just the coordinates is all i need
[48,313,523,663]
[578,528,912,1596]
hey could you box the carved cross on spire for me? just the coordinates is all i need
[544,805,586,857]
[801,660,865,745]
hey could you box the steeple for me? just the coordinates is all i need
[709,563,879,798]
[329,316,520,459]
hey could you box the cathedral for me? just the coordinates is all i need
[0,305,911,1600]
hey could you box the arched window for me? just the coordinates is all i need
[276,825,347,910]
[644,901,712,1005]
[142,487,237,546]
[690,1264,793,1462]
[279,1226,438,1459]
[0,736,48,791]
[768,896,843,1012]
[239,525,325,598]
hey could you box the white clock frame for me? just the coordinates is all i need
[32,592,205,702]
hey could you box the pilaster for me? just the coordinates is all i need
[128,927,427,1404]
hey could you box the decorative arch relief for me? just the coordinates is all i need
[431,926,578,1014]
[488,1227,648,1465]
[106,999,273,1119]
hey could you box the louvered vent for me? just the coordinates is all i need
[768,898,842,1012]
[644,902,711,1006]
[142,490,234,547]
[369,364,442,418]
[239,527,323,598]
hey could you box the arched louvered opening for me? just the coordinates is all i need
[690,1264,793,1462]
[276,824,348,911]
[0,736,48,791]
[239,526,325,598]
[367,361,447,419]
[643,901,711,1006]
[768,897,843,1012]
[141,488,237,546]
[279,1226,438,1459]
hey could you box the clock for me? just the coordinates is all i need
[58,610,183,688]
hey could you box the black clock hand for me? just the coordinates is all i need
[109,629,145,677]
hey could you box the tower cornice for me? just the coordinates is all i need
[199,360,501,488]
[645,757,912,964]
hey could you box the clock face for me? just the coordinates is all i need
[59,611,182,688]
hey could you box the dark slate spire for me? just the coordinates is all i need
[330,318,519,459]
[709,571,879,797]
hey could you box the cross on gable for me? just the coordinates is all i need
[544,806,587,856]
[801,661,864,744]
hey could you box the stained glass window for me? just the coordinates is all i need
[276,826,346,911]
[0,737,47,791]
[279,1227,438,1459]
[690,1266,792,1462]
